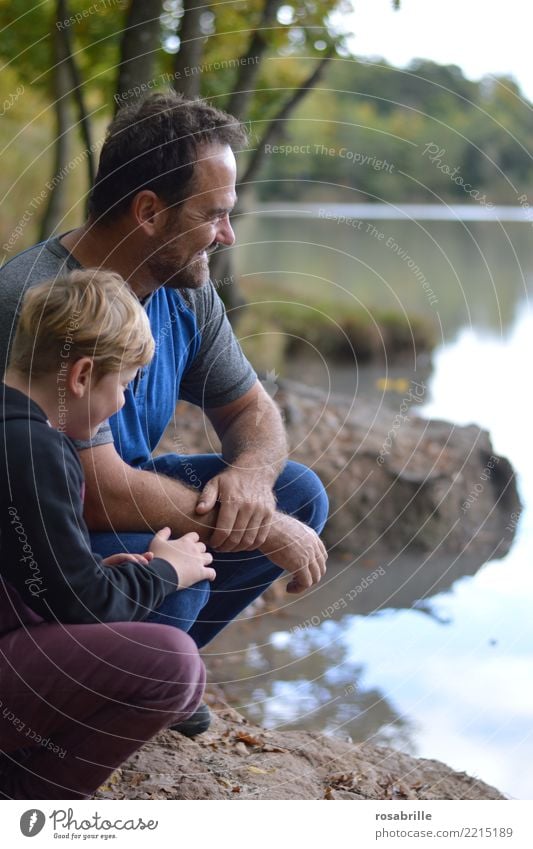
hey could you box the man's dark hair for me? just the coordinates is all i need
[88,92,247,221]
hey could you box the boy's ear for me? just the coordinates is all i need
[68,357,94,398]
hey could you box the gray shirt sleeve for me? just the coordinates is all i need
[0,241,76,377]
[179,282,257,408]
[0,241,116,452]
[71,420,114,451]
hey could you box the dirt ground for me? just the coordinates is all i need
[94,687,504,801]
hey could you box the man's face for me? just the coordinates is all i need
[147,143,237,289]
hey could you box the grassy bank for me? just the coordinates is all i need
[235,300,437,374]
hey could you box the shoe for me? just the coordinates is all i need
[0,747,31,773]
[169,703,211,738]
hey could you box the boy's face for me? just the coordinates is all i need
[66,365,139,440]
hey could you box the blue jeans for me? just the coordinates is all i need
[89,454,328,648]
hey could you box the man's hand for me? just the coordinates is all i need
[102,551,154,567]
[195,468,276,551]
[259,514,328,593]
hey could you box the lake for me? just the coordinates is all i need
[204,206,533,800]
[231,203,533,342]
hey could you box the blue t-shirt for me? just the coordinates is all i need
[0,236,257,467]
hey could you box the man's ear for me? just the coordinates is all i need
[68,357,94,398]
[131,190,168,236]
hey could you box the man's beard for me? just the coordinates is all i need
[146,235,213,290]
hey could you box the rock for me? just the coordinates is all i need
[156,379,521,557]
[137,380,517,802]
[94,689,504,801]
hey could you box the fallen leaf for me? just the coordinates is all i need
[98,770,122,793]
[128,773,148,787]
[247,765,277,775]
[235,731,263,746]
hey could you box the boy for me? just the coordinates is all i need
[0,269,215,799]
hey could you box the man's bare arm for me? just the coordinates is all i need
[196,380,289,550]
[80,443,218,541]
[207,380,288,479]
[80,427,327,595]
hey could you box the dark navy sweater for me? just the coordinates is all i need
[0,384,177,624]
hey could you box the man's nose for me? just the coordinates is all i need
[217,214,235,246]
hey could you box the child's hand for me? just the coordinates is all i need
[149,527,216,589]
[102,551,154,567]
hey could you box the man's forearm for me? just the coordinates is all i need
[81,452,219,541]
[219,395,288,484]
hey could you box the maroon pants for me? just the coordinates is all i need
[0,617,205,799]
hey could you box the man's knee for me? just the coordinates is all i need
[275,461,329,533]
[89,531,153,558]
[148,453,226,490]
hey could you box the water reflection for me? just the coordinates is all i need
[207,307,533,799]
[235,215,533,339]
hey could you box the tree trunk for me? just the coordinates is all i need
[39,2,72,240]
[210,0,278,317]
[172,0,204,98]
[57,0,95,205]
[115,0,163,110]
[212,54,333,319]
[225,0,278,121]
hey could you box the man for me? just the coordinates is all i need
[0,92,328,657]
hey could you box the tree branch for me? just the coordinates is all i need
[240,51,333,190]
[210,52,333,316]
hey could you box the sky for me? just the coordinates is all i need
[342,0,533,104]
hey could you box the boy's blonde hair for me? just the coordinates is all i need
[9,269,154,378]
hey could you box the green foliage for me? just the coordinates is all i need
[237,297,436,371]
[255,58,533,203]
[0,0,54,89]
[159,0,353,117]
[0,0,353,251]
[0,1,353,127]
[0,0,123,103]
[1,2,531,244]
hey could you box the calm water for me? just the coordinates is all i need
[206,209,533,800]
[233,204,533,340]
